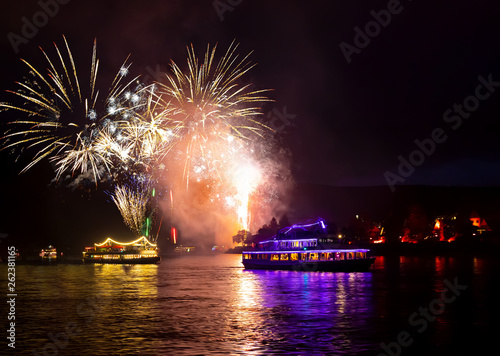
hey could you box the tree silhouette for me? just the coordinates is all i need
[269,217,279,232]
[232,230,253,245]
[278,214,290,229]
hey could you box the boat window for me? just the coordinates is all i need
[291,253,299,261]
[261,254,268,259]
[271,254,279,261]
[280,254,289,261]
[309,253,318,261]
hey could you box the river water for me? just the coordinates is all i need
[2,254,499,355]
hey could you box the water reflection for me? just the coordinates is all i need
[6,254,499,355]
[232,269,375,355]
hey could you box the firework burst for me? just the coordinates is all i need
[158,41,272,187]
[0,35,143,182]
[1,37,279,239]
[153,42,274,232]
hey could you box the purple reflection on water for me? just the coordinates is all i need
[8,254,500,355]
[237,269,376,354]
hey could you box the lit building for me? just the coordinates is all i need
[470,211,491,234]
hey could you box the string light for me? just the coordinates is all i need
[94,236,157,247]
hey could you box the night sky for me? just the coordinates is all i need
[1,0,500,247]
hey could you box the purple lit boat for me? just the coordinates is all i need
[242,218,375,272]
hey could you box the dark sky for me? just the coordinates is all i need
[1,0,500,245]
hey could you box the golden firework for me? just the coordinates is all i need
[0,36,141,182]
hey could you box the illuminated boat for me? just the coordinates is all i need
[39,245,58,261]
[174,245,197,254]
[82,236,160,264]
[242,218,376,272]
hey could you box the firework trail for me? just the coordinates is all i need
[111,184,150,236]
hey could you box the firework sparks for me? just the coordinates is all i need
[1,37,280,241]
[111,184,151,236]
[0,36,142,182]
[158,41,271,188]
[118,90,179,169]
[153,42,274,233]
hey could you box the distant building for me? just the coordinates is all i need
[470,211,491,234]
[431,215,459,242]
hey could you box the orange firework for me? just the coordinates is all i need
[156,42,272,231]
[158,41,271,187]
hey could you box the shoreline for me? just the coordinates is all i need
[226,240,500,257]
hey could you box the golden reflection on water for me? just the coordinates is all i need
[236,268,261,308]
[74,264,160,352]
[232,269,267,355]
[91,263,159,298]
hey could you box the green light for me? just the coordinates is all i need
[142,217,152,237]
[152,188,156,197]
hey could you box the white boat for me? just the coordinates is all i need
[242,218,375,272]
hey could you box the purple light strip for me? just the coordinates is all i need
[243,249,371,254]
[259,238,318,244]
[279,218,327,236]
